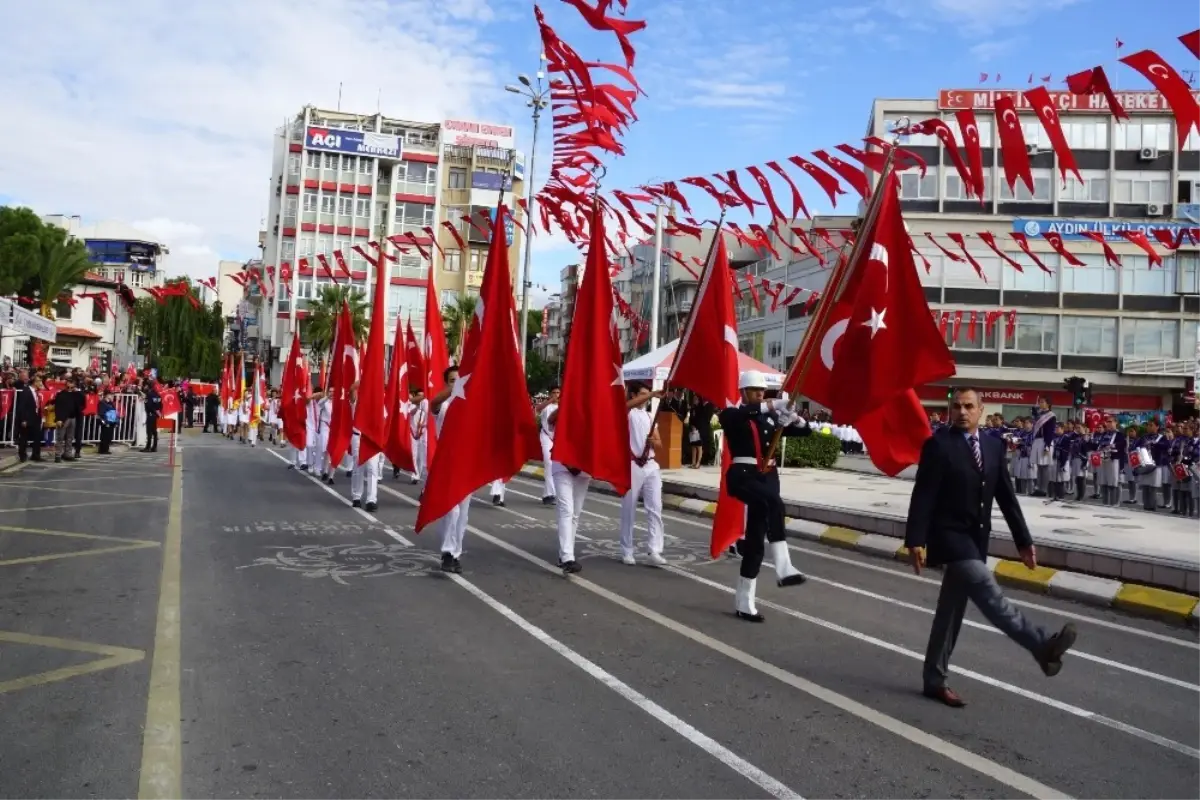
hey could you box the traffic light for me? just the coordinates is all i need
[101,349,112,375]
[1063,375,1088,407]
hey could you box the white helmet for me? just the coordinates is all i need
[738,369,767,390]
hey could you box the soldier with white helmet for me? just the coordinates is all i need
[717,369,812,622]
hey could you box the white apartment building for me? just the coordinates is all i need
[260,107,525,382]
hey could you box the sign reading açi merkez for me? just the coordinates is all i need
[306,127,402,158]
[1013,218,1198,242]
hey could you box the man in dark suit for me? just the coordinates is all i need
[12,369,43,462]
[905,386,1078,708]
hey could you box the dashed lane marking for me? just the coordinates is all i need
[0,498,166,515]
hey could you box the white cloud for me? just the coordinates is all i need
[969,38,1019,62]
[0,0,512,281]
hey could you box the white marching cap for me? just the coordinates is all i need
[738,369,767,390]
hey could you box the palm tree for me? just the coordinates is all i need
[24,225,93,318]
[442,294,478,357]
[301,284,369,358]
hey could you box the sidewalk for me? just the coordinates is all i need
[520,461,1199,623]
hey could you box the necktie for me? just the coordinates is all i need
[969,435,983,472]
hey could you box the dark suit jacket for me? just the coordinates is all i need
[904,426,1032,566]
[13,383,40,426]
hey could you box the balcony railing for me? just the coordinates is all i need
[1120,356,1192,376]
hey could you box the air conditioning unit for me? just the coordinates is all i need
[1026,143,1040,156]
[1138,147,1159,161]
[1147,203,1165,217]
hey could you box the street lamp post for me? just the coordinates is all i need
[506,61,549,368]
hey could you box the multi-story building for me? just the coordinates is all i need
[739,88,1200,421]
[42,215,169,295]
[260,107,525,381]
[537,294,564,364]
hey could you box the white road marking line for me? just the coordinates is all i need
[492,481,1200,758]
[665,564,1200,761]
[265,449,796,797]
[508,474,1200,650]
[447,573,802,799]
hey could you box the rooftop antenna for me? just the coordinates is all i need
[377,87,382,114]
[337,82,343,111]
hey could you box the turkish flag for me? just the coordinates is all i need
[355,249,391,464]
[0,390,11,420]
[551,204,630,494]
[280,334,308,450]
[383,316,415,472]
[83,393,99,416]
[799,169,955,474]
[667,234,745,557]
[405,318,426,400]
[161,389,182,418]
[415,204,539,533]
[422,264,450,466]
[326,302,359,467]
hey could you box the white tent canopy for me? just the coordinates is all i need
[622,339,784,389]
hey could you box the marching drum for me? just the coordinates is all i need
[1129,447,1156,476]
[1089,452,1102,468]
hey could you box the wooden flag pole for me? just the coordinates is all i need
[760,120,909,470]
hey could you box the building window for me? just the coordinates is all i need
[1185,128,1200,152]
[1176,252,1199,295]
[884,118,936,147]
[320,195,336,214]
[337,197,354,216]
[387,284,424,319]
[287,154,300,175]
[359,158,373,175]
[55,298,72,320]
[1111,173,1170,204]
[1113,122,1171,152]
[469,248,483,272]
[92,297,107,323]
[281,241,295,260]
[322,153,338,170]
[1122,318,1179,358]
[1059,171,1108,203]
[1122,254,1176,294]
[1005,252,1058,291]
[944,172,993,201]
[1183,319,1199,356]
[946,315,999,350]
[448,168,468,189]
[316,235,332,256]
[299,236,314,257]
[1059,119,1108,150]
[1060,315,1117,356]
[1022,120,1051,150]
[999,169,1052,202]
[1061,254,1118,294]
[898,169,937,200]
[945,117,994,148]
[355,198,370,217]
[443,249,461,272]
[1006,313,1057,353]
[441,289,459,308]
[306,152,321,169]
[303,193,317,212]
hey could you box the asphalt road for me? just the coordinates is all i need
[2,433,1198,799]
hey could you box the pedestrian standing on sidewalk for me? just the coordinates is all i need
[97,391,117,454]
[52,376,80,463]
[905,386,1078,708]
[143,380,162,453]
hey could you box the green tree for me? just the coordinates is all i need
[524,349,558,394]
[300,284,369,358]
[0,207,93,315]
[442,293,478,357]
[0,206,46,296]
[525,308,543,352]
[133,280,225,380]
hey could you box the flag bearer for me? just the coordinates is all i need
[348,384,381,512]
[718,370,811,622]
[317,390,335,483]
[407,387,428,483]
[429,366,471,574]
[537,386,560,505]
[546,390,587,575]
[490,479,507,507]
[619,382,667,566]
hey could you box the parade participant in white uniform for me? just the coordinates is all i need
[302,389,322,471]
[317,392,335,483]
[238,395,251,443]
[546,393,587,574]
[719,371,811,622]
[348,384,381,511]
[537,386,560,504]
[408,388,428,484]
[265,392,280,445]
[619,383,667,566]
[490,479,506,507]
[431,366,471,573]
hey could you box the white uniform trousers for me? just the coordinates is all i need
[352,454,381,504]
[317,429,332,474]
[540,432,556,498]
[291,444,307,468]
[620,460,664,558]
[440,495,472,558]
[247,422,258,445]
[490,479,506,500]
[411,435,427,481]
[551,464,590,564]
[340,451,353,474]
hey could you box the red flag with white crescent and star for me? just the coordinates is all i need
[280,334,308,450]
[326,302,359,468]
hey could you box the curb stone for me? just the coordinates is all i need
[519,464,1200,626]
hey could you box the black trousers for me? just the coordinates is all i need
[725,465,787,579]
[145,417,159,451]
[99,425,114,454]
[16,422,42,461]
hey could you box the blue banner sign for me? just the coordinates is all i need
[305,127,402,158]
[471,171,512,191]
[1013,218,1198,241]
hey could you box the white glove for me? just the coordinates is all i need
[769,398,791,413]
[780,413,808,429]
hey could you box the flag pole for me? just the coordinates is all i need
[760,119,908,469]
[638,206,728,458]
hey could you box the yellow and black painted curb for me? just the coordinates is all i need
[519,465,1199,626]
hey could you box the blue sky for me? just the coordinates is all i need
[0,0,1195,303]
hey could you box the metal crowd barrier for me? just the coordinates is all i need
[0,391,143,447]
